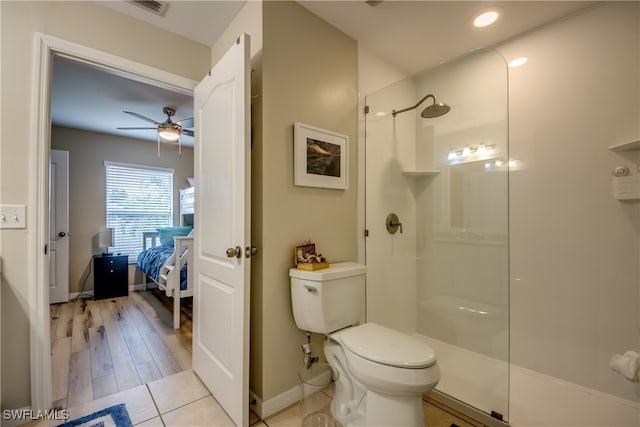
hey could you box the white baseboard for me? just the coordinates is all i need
[249,390,262,418]
[131,283,157,291]
[69,290,93,300]
[68,283,156,301]
[251,367,332,419]
[252,385,300,420]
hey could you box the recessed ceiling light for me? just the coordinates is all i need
[509,57,528,68]
[473,9,501,28]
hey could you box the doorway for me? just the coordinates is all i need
[48,56,197,408]
[30,33,197,412]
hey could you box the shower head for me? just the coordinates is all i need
[392,94,451,118]
[421,101,451,118]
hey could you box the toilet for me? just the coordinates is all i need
[290,262,440,427]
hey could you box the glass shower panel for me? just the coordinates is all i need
[364,48,509,420]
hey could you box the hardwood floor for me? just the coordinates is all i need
[49,290,192,409]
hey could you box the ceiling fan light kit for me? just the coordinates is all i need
[117,106,193,158]
[157,128,182,157]
[158,123,181,142]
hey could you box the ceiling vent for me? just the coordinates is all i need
[130,0,169,16]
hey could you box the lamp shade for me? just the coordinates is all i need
[99,227,114,249]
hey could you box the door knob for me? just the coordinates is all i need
[58,231,66,238]
[226,246,242,259]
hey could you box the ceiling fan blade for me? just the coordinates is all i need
[117,127,157,130]
[123,111,160,125]
[176,117,194,128]
[181,129,195,137]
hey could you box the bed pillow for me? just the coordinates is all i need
[157,226,193,246]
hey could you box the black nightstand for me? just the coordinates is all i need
[93,254,128,300]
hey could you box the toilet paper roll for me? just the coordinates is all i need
[610,353,640,381]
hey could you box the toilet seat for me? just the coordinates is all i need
[331,323,436,368]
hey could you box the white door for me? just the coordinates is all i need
[49,149,70,304]
[192,34,251,427]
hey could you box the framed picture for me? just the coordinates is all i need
[294,122,348,190]
[293,243,316,266]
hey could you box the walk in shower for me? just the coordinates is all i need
[364,48,509,421]
[364,29,640,424]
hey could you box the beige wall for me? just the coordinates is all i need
[51,126,194,294]
[258,1,358,401]
[211,0,262,68]
[0,1,209,410]
[214,0,358,405]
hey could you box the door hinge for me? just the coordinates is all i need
[44,244,48,254]
[364,105,369,114]
[364,229,369,237]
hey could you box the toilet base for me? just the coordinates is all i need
[333,389,425,427]
[362,391,424,427]
[325,340,430,427]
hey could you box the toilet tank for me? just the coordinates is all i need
[290,262,366,334]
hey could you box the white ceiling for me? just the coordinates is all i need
[52,0,595,144]
[300,1,594,76]
[52,0,248,145]
[52,57,195,144]
[95,0,247,46]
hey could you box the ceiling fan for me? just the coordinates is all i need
[117,106,194,157]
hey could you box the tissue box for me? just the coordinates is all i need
[613,175,640,200]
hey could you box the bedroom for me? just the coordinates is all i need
[49,55,198,405]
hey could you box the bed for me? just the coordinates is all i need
[136,187,194,329]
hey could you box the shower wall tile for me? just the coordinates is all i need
[497,1,640,403]
[364,78,418,334]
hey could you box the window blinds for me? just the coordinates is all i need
[105,162,174,262]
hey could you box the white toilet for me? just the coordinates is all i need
[290,262,440,427]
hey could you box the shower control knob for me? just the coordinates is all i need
[386,213,403,234]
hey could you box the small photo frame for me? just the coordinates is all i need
[294,122,348,190]
[294,243,316,266]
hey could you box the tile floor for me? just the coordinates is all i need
[25,368,483,426]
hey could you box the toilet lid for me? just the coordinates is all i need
[333,323,436,369]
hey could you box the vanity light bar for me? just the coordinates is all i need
[447,144,496,161]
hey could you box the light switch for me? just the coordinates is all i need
[0,204,27,229]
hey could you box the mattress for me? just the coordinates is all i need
[136,245,187,291]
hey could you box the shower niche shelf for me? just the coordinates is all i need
[402,170,440,177]
[609,139,640,152]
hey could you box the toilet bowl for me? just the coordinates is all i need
[290,263,440,427]
[327,323,440,426]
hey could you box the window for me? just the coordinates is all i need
[105,162,174,262]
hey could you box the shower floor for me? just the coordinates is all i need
[415,334,639,426]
